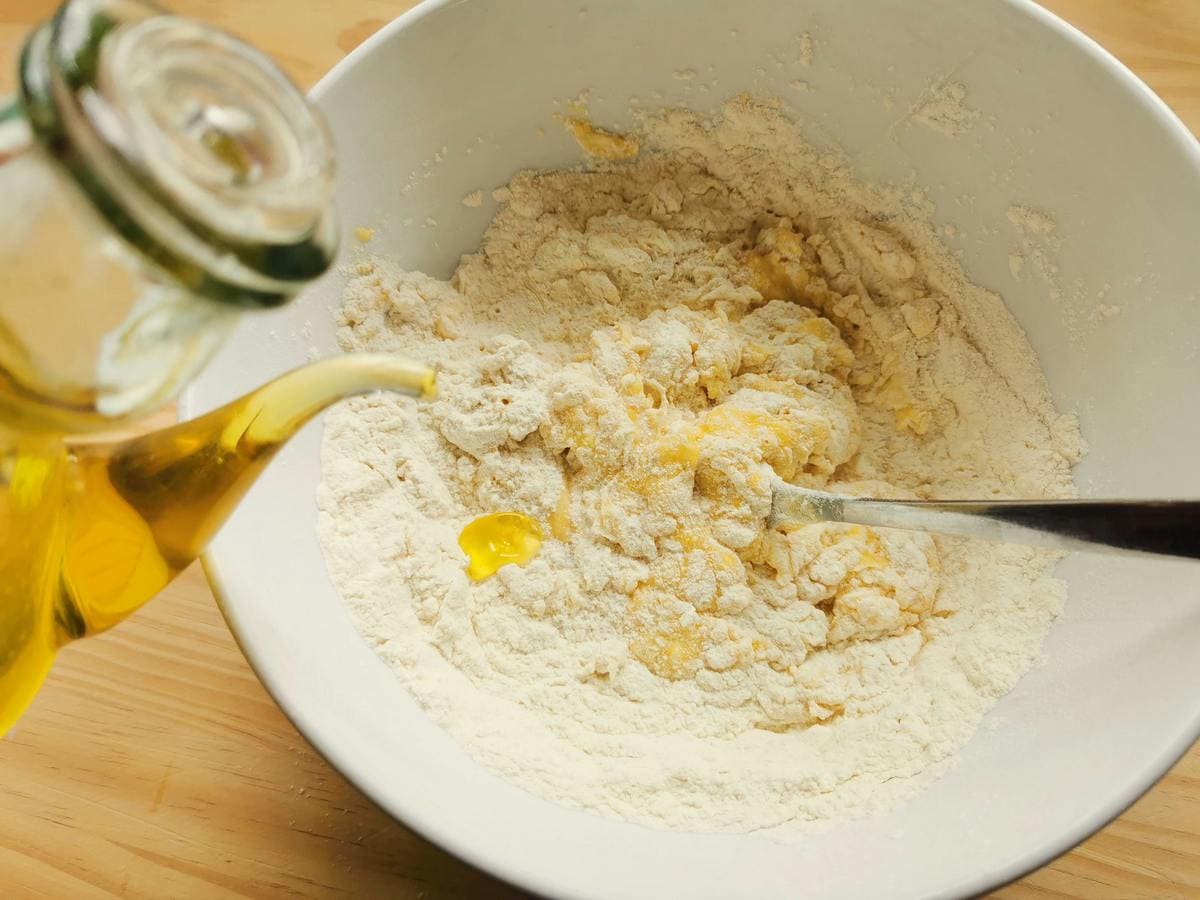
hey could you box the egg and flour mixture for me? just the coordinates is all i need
[317,97,1082,835]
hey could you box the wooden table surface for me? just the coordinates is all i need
[2,1,1199,897]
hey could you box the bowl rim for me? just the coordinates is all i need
[195,0,1200,896]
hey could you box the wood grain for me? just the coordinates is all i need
[1,1,1198,897]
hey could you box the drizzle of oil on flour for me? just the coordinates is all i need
[317,96,1082,837]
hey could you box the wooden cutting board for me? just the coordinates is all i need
[1,1,1198,896]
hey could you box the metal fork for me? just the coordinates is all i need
[769,485,1200,560]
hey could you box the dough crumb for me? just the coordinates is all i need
[564,117,640,160]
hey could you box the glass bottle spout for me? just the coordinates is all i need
[66,355,436,633]
[0,355,435,733]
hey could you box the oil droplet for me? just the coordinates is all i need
[458,512,543,581]
[549,483,572,541]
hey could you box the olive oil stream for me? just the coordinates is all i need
[0,355,435,733]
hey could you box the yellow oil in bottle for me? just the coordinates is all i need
[458,512,544,581]
[0,432,176,731]
[0,355,436,734]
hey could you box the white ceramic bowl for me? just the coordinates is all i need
[182,1,1200,897]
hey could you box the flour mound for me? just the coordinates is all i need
[318,97,1081,836]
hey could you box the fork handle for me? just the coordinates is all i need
[771,491,1200,560]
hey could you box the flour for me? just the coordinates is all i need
[797,32,815,67]
[1007,205,1058,237]
[1003,203,1104,335]
[912,81,980,136]
[317,96,1082,837]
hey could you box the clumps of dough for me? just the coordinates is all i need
[529,299,940,702]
